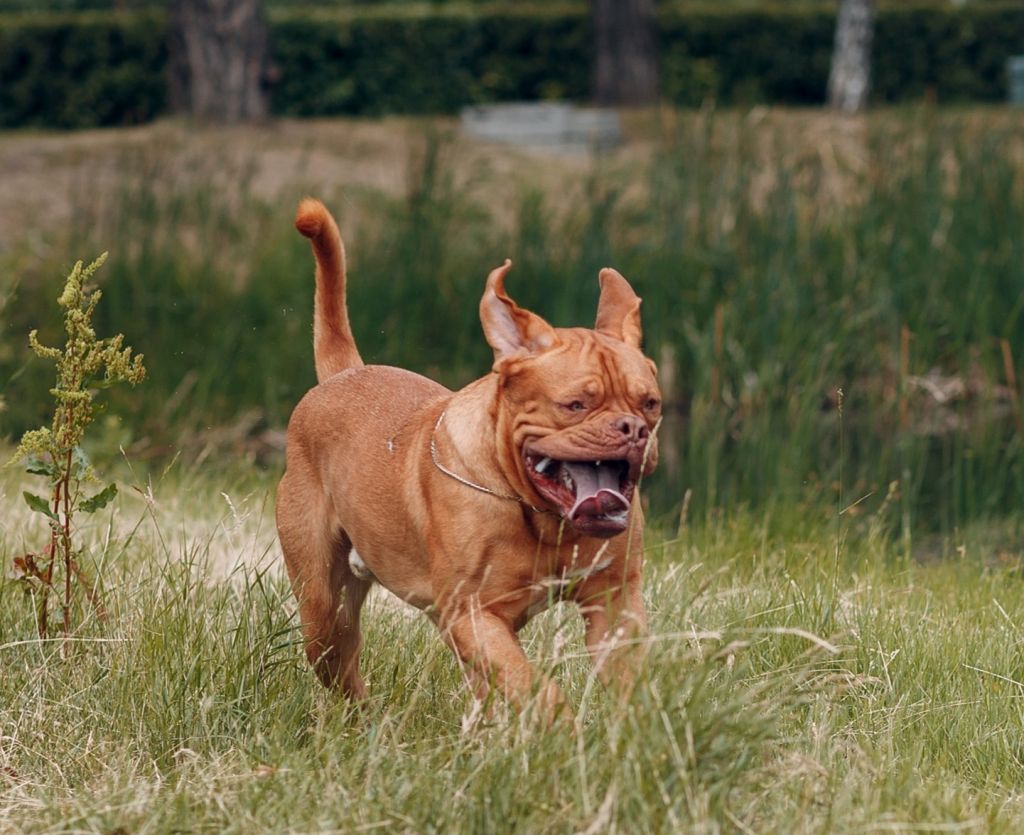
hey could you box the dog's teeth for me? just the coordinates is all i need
[595,460,602,467]
[537,457,552,473]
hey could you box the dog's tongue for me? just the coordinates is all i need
[565,462,630,521]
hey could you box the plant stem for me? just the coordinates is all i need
[39,483,62,640]
[62,446,73,650]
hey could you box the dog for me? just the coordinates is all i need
[276,198,661,719]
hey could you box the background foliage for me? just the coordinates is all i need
[0,0,1015,9]
[3,110,1023,532]
[4,3,1024,128]
[0,10,166,128]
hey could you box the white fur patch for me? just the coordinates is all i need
[348,548,375,582]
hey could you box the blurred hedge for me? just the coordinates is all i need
[3,2,1024,129]
[271,5,588,116]
[0,0,1016,9]
[0,11,166,128]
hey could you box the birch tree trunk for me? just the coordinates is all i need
[591,0,659,107]
[828,0,875,113]
[168,0,269,123]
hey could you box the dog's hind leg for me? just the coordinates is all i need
[277,478,371,698]
[293,537,371,698]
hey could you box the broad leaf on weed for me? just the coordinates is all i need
[81,483,117,513]
[23,492,57,520]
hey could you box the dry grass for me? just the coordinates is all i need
[1,460,280,580]
[0,115,596,259]
[7,107,1024,257]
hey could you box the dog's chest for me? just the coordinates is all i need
[518,544,616,622]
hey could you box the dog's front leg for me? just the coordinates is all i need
[441,605,566,723]
[577,572,648,696]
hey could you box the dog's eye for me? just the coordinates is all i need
[644,397,661,412]
[563,400,587,413]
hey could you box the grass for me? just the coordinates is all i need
[2,462,1024,832]
[2,109,1024,827]
[2,108,1023,533]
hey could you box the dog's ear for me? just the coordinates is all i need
[595,268,643,348]
[480,260,557,363]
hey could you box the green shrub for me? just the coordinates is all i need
[660,6,836,106]
[4,3,1024,129]
[270,5,588,116]
[0,11,166,129]
[873,4,1024,102]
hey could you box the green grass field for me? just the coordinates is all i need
[2,107,1024,831]
[2,464,1024,832]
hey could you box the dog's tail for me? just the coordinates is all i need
[295,198,363,381]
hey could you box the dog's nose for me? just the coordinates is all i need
[613,415,649,445]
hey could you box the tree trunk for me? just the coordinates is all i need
[828,0,875,113]
[591,0,659,107]
[168,0,269,123]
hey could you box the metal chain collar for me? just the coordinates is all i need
[429,410,550,515]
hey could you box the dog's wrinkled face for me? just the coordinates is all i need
[511,331,661,536]
[480,262,661,537]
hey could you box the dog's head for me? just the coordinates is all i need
[480,261,661,538]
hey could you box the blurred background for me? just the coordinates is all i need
[2,0,1023,543]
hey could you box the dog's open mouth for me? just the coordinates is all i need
[524,452,635,537]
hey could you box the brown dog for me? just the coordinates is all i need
[277,198,661,717]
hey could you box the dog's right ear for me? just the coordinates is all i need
[480,260,557,365]
[595,268,643,348]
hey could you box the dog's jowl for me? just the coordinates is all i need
[277,198,661,720]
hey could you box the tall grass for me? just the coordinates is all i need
[2,109,1023,532]
[2,464,1024,831]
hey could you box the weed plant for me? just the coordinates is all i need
[6,254,144,643]
[2,109,1023,534]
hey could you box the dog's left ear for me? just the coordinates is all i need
[480,260,557,363]
[595,268,643,348]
